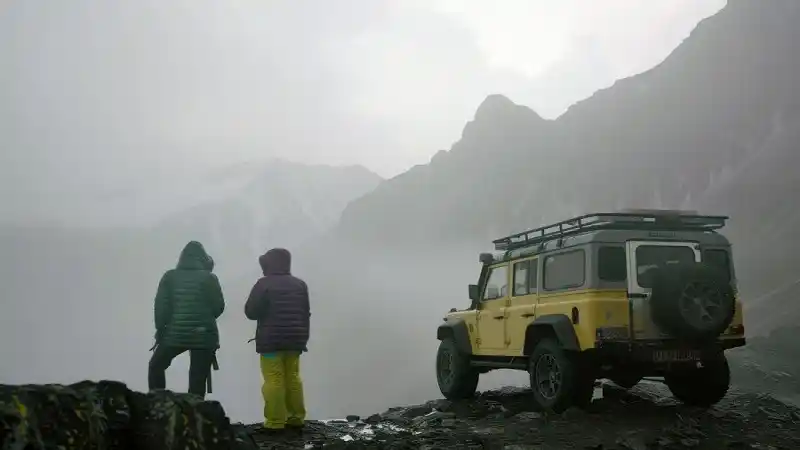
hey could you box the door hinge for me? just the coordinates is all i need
[505,340,511,346]
[476,338,482,346]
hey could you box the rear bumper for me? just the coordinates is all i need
[594,337,746,361]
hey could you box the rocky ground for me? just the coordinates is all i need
[727,327,800,405]
[243,382,800,450]
[5,326,800,450]
[5,378,797,450]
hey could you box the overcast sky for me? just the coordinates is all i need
[0,0,725,224]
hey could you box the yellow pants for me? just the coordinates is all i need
[259,351,306,429]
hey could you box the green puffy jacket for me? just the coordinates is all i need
[154,241,225,349]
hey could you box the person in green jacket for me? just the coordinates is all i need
[148,241,225,398]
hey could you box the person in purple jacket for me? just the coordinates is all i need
[244,248,311,434]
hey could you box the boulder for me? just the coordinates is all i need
[0,381,252,450]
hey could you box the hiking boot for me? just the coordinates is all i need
[286,422,305,434]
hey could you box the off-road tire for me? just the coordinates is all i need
[665,354,731,407]
[528,338,594,413]
[436,338,479,400]
[650,262,736,342]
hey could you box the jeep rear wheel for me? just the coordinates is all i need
[664,355,730,407]
[436,338,479,400]
[528,338,593,413]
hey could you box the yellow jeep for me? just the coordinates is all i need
[435,210,746,412]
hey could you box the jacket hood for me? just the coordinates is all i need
[259,248,291,275]
[177,241,212,271]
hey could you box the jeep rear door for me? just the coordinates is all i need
[626,241,700,340]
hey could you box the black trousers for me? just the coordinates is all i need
[148,345,214,398]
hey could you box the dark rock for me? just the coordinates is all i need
[440,418,457,428]
[346,415,360,422]
[727,442,755,450]
[5,377,800,450]
[427,399,453,412]
[616,432,648,450]
[680,438,702,447]
[513,411,543,421]
[380,409,411,426]
[654,436,674,448]
[0,381,243,450]
[411,411,457,428]
[402,405,433,419]
[364,413,382,424]
[560,407,589,421]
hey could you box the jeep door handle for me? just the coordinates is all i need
[493,315,504,320]
[521,313,534,318]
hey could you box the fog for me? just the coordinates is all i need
[0,0,723,225]
[6,0,798,425]
[0,226,521,421]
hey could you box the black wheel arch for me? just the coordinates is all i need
[437,319,473,355]
[523,314,581,355]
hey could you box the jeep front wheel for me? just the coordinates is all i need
[664,355,730,407]
[528,338,593,413]
[436,338,479,400]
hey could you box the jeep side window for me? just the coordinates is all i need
[483,265,508,301]
[598,246,626,282]
[543,250,586,291]
[513,260,529,296]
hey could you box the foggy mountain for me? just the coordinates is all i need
[3,0,799,426]
[153,160,381,280]
[333,0,800,334]
[0,160,380,422]
[286,0,800,417]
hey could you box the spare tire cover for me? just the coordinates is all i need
[649,262,736,341]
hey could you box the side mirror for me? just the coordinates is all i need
[468,284,480,301]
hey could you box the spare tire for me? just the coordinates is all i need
[649,262,735,341]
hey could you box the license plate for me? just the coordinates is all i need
[652,349,701,363]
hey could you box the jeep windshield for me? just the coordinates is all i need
[635,245,696,288]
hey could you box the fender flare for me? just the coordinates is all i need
[524,314,580,354]
[437,319,473,355]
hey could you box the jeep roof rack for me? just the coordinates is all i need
[492,210,729,251]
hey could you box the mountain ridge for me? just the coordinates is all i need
[330,0,800,334]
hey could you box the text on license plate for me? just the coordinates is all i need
[652,349,701,362]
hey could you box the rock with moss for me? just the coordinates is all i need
[0,380,253,450]
[128,389,241,449]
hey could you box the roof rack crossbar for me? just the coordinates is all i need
[492,212,728,251]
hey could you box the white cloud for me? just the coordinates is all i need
[1,0,733,221]
[427,0,726,79]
